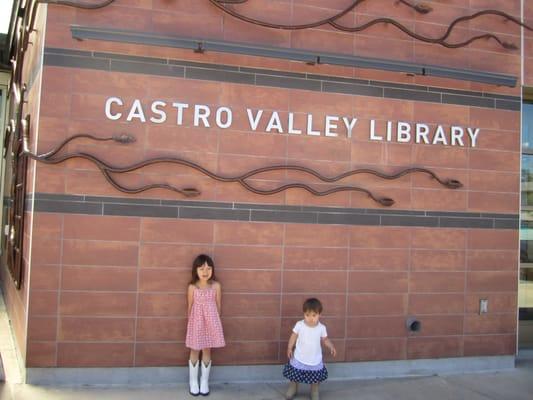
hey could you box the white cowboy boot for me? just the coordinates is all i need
[199,360,211,396]
[189,360,200,396]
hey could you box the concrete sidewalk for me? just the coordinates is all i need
[0,359,532,400]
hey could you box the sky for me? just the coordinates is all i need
[1,0,14,34]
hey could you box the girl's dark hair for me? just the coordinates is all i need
[190,254,216,284]
[302,298,323,314]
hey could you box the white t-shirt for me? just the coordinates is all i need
[293,320,328,366]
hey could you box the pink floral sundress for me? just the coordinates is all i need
[185,285,225,350]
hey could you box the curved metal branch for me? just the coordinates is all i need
[397,0,432,14]
[100,169,201,197]
[211,0,528,49]
[238,179,395,205]
[209,0,365,30]
[29,134,463,189]
[239,165,462,189]
[42,0,524,49]
[23,134,463,207]
[442,9,533,37]
[27,150,201,196]
[38,133,135,159]
[329,17,518,49]
[27,149,391,202]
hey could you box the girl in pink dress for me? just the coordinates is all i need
[186,254,225,396]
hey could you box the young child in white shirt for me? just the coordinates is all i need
[283,298,337,400]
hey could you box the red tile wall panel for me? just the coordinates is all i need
[24,220,518,367]
[20,2,521,368]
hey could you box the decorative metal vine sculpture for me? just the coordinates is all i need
[20,132,463,208]
[208,0,532,49]
[40,0,533,50]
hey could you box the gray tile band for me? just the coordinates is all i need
[251,209,318,224]
[442,94,495,108]
[256,74,321,91]
[496,99,521,111]
[33,199,103,215]
[438,217,494,229]
[186,67,254,84]
[110,60,184,77]
[103,203,178,218]
[384,88,442,103]
[44,53,110,71]
[317,212,379,225]
[323,81,383,97]
[43,47,520,111]
[28,193,518,230]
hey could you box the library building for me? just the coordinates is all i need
[0,0,531,385]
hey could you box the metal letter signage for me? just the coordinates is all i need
[103,97,482,148]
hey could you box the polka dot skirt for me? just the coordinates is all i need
[283,362,328,384]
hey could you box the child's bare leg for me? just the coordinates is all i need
[310,383,319,400]
[201,348,211,366]
[285,381,298,400]
[189,349,200,364]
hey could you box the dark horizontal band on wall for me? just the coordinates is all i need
[70,25,517,88]
[44,48,521,111]
[27,193,518,230]
[43,47,520,111]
